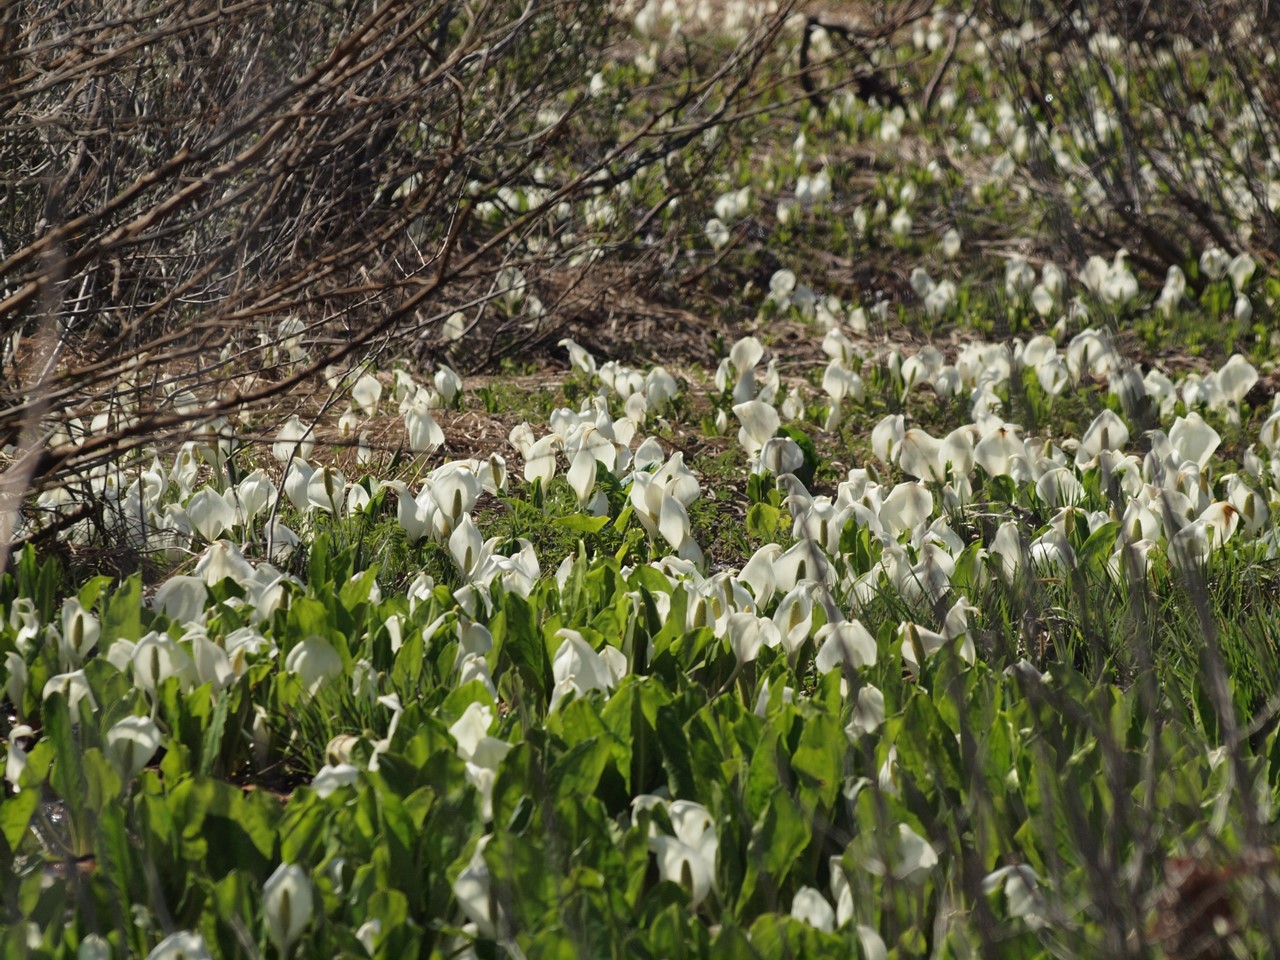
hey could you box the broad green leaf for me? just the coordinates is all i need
[491,591,550,701]
[746,502,782,541]
[790,710,842,815]
[739,788,809,913]
[82,747,123,808]
[0,790,39,850]
[553,513,611,534]
[101,574,144,644]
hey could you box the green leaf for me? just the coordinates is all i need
[790,710,842,815]
[44,693,86,810]
[747,914,845,958]
[198,687,233,779]
[746,502,782,541]
[1079,520,1121,571]
[553,513,611,534]
[740,788,809,913]
[77,575,114,612]
[491,592,550,702]
[101,575,144,645]
[656,703,698,799]
[778,425,818,487]
[710,923,758,959]
[82,747,123,808]
[0,790,39,850]
[548,736,613,800]
[755,788,809,875]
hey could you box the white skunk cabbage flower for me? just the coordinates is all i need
[405,395,445,454]
[822,361,866,431]
[1098,250,1137,304]
[1004,256,1035,299]
[643,799,718,908]
[58,598,100,667]
[523,433,560,485]
[878,482,933,538]
[434,365,463,405]
[1226,475,1269,536]
[152,576,208,625]
[644,366,678,410]
[131,634,198,697]
[716,336,766,404]
[147,932,213,960]
[285,636,343,697]
[1078,409,1129,461]
[448,514,489,580]
[863,823,937,883]
[1215,353,1257,406]
[106,715,163,780]
[454,836,499,936]
[814,619,876,672]
[263,863,314,956]
[796,169,831,208]
[1077,256,1109,296]
[351,373,382,416]
[312,763,359,798]
[846,685,885,738]
[1035,467,1084,508]
[43,670,97,713]
[5,725,34,792]
[272,416,314,463]
[725,612,781,665]
[431,464,482,536]
[449,703,513,821]
[549,630,626,710]
[983,865,1042,922]
[894,824,938,881]
[1200,246,1230,281]
[1227,252,1256,293]
[772,584,814,659]
[442,311,467,342]
[568,448,609,515]
[265,520,301,564]
[1037,356,1069,396]
[5,653,27,717]
[732,400,779,457]
[1157,265,1186,316]
[704,217,730,249]
[236,470,276,523]
[494,266,527,311]
[924,280,957,318]
[630,471,703,564]
[1030,284,1054,317]
[1029,529,1075,572]
[186,486,235,541]
[306,466,346,515]
[282,458,314,513]
[974,423,1027,478]
[989,520,1026,582]
[941,227,961,259]
[757,436,804,477]
[910,267,935,299]
[822,361,864,402]
[791,887,836,932]
[871,415,905,465]
[713,186,751,223]
[1169,413,1221,467]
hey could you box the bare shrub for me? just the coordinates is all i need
[0,0,803,559]
[976,0,1280,279]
